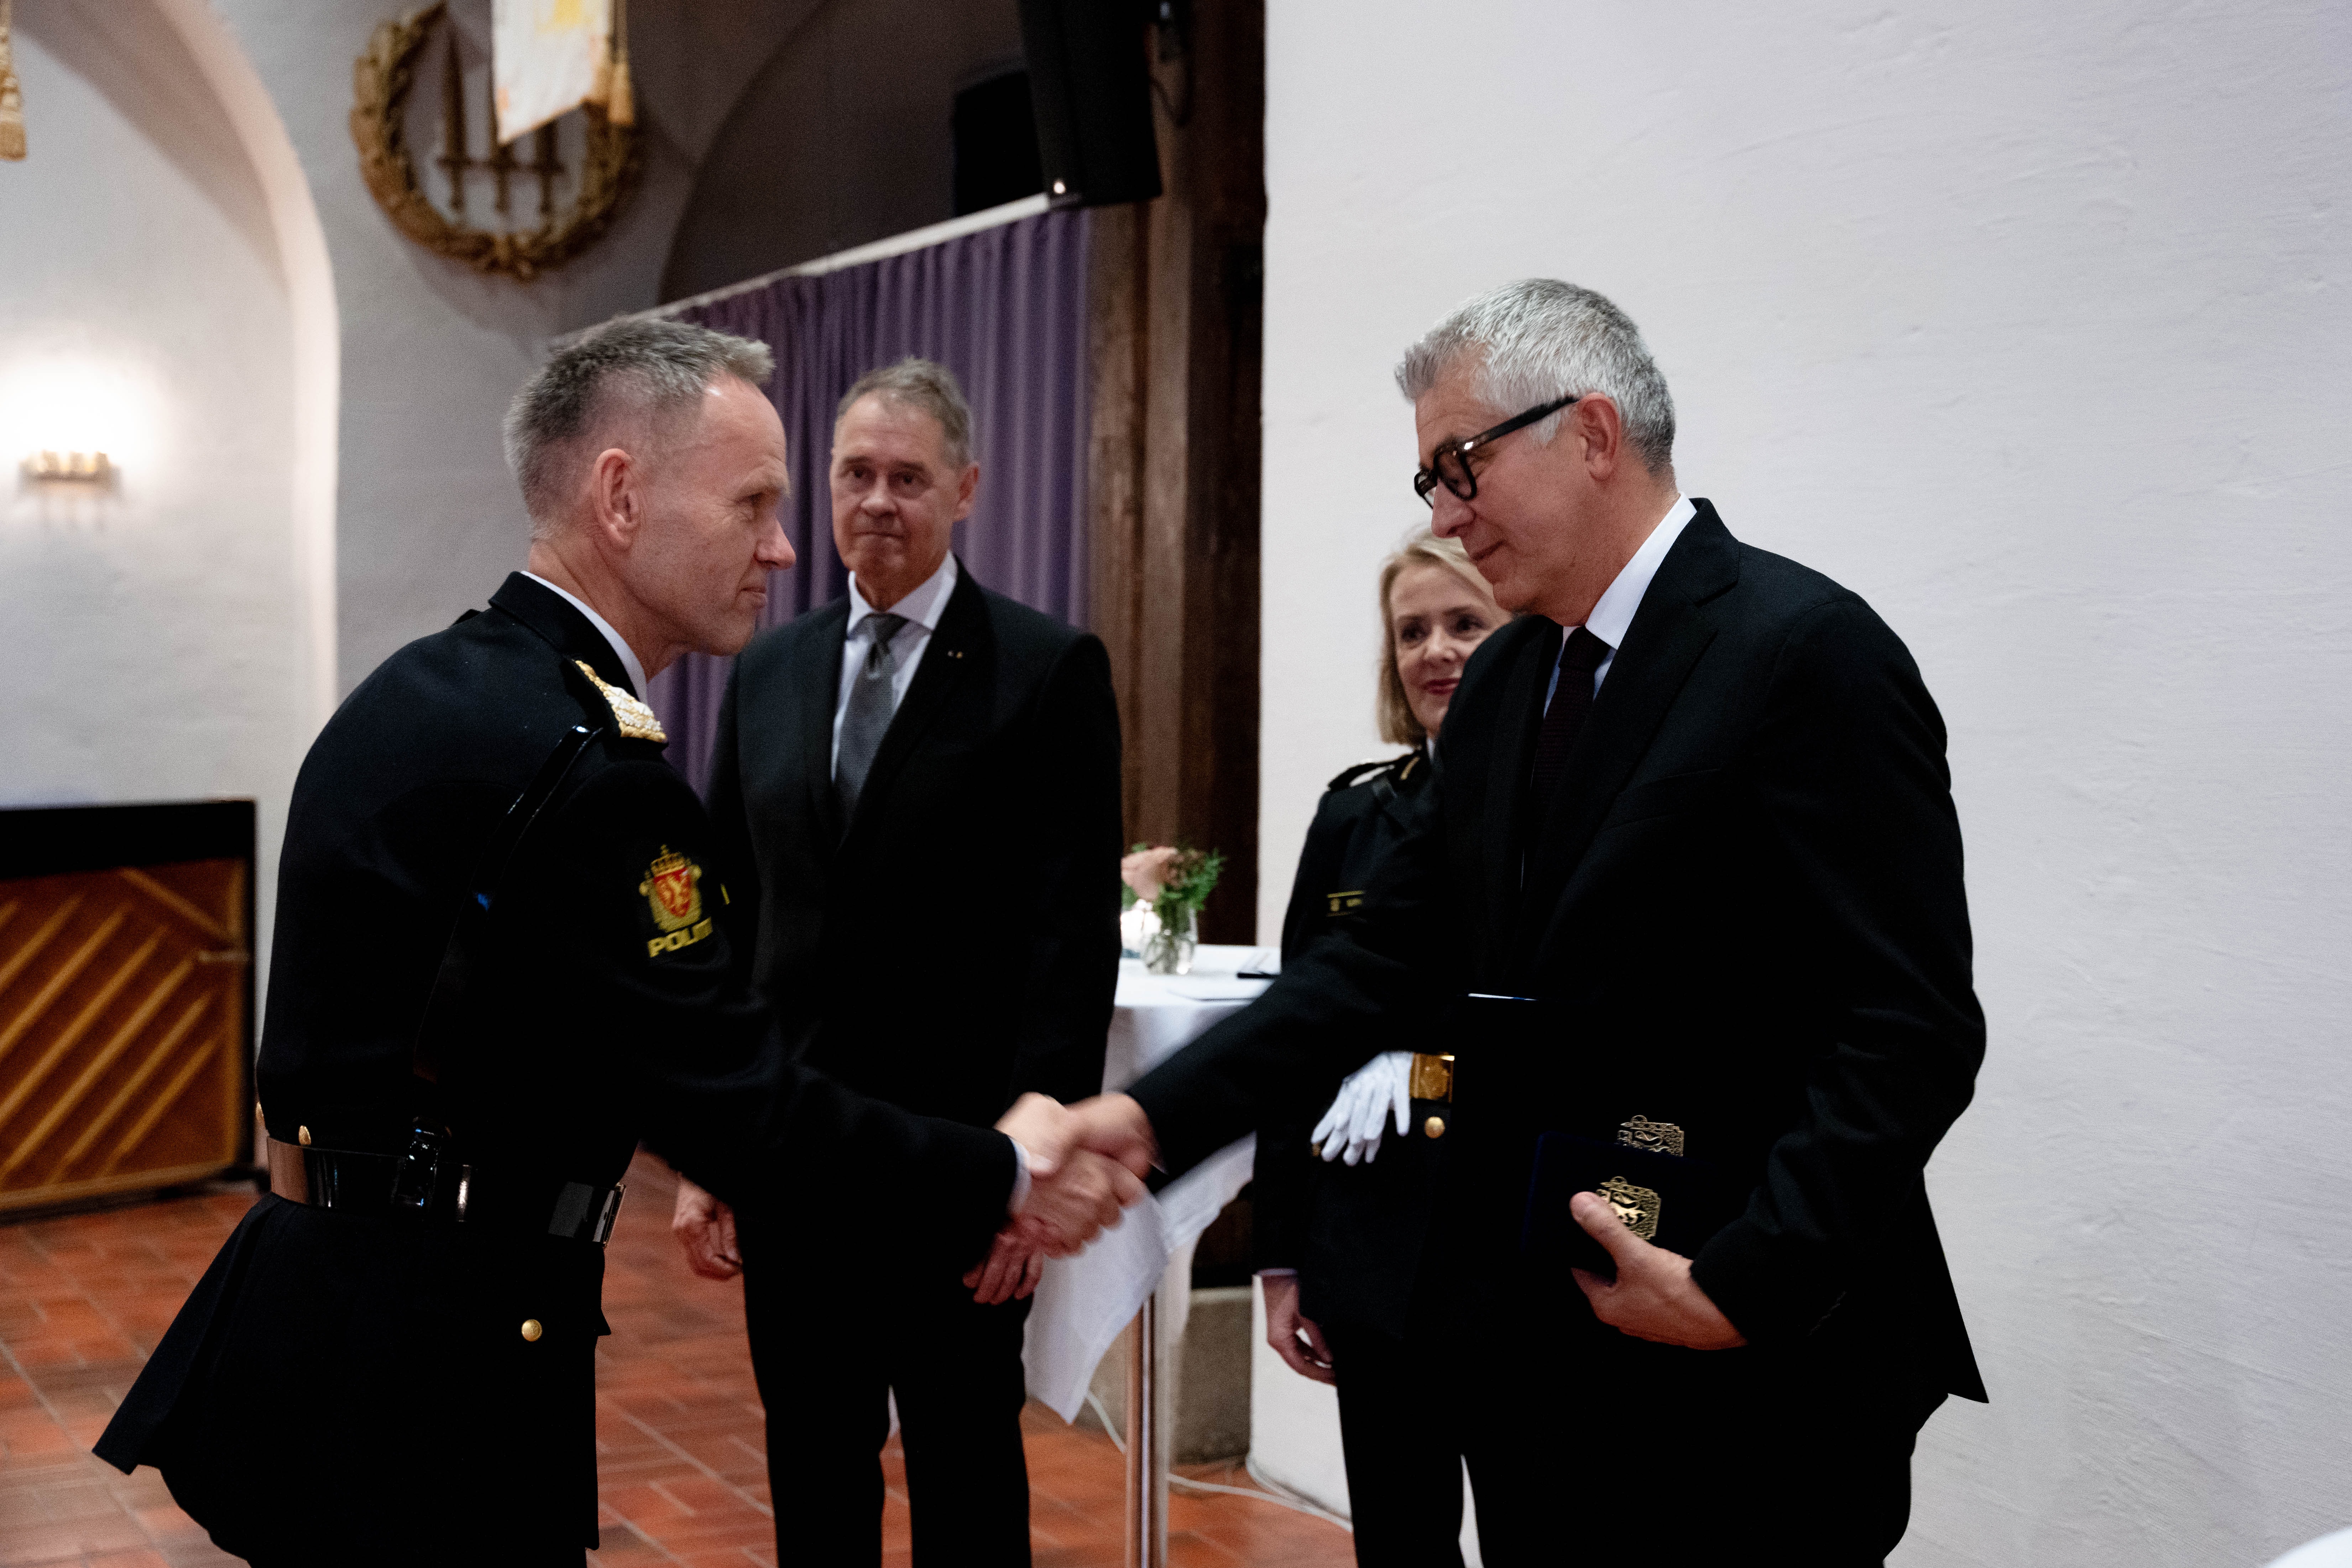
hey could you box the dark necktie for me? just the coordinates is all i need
[833,611,908,821]
[1528,626,1612,807]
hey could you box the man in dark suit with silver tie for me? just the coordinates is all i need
[673,358,1122,1566]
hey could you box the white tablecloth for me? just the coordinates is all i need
[1021,945,1273,1420]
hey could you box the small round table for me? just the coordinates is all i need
[1021,944,1272,1567]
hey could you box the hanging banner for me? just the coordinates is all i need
[1,0,27,162]
[492,0,623,146]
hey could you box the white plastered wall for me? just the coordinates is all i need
[0,0,335,992]
[1253,3,2352,1563]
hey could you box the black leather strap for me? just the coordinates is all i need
[266,1138,625,1245]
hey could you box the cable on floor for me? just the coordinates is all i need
[1077,1390,1353,1532]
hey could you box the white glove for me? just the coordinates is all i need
[1310,1051,1413,1165]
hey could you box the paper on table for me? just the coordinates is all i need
[1164,979,1272,1002]
[1021,1134,1257,1422]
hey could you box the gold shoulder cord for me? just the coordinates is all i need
[574,661,666,743]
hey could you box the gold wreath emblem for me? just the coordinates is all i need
[349,3,640,282]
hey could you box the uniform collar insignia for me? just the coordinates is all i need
[574,660,667,743]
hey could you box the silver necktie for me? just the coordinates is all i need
[833,612,908,821]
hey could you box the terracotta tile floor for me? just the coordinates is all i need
[0,1155,1353,1568]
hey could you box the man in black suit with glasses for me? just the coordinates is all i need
[1068,280,1987,1566]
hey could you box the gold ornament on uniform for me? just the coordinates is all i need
[1616,1114,1685,1157]
[1408,1052,1454,1101]
[1596,1176,1661,1241]
[640,846,715,957]
[575,661,665,741]
[349,2,640,281]
[0,0,26,162]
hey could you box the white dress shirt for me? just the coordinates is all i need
[1543,493,1695,711]
[830,552,960,770]
[521,571,650,699]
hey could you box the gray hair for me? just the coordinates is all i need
[835,357,975,470]
[504,317,775,532]
[1395,279,1676,477]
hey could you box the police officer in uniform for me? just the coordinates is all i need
[93,320,1140,1568]
[1252,531,1505,1567]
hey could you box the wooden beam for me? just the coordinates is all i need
[1089,0,1265,944]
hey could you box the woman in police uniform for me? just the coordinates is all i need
[1254,530,1505,1567]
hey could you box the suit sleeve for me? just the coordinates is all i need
[1686,598,1985,1343]
[553,757,1015,1267]
[1002,633,1124,1108]
[1251,787,1369,1270]
[1129,766,1454,1180]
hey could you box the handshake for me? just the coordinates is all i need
[963,1091,1158,1304]
[669,1092,1159,1306]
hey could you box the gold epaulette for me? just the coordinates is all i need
[574,660,667,743]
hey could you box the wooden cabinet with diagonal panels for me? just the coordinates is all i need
[0,802,256,1214]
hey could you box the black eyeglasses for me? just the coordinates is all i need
[1412,393,1580,507]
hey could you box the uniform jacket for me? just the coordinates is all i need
[705,560,1122,1144]
[1131,503,1987,1408]
[94,575,1014,1564]
[1253,751,1445,1335]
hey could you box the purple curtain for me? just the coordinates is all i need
[648,207,1093,795]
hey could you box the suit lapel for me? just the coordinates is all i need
[793,601,852,842]
[840,563,987,847]
[1479,622,1552,953]
[1519,506,1742,943]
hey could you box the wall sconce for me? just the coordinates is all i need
[23,450,113,483]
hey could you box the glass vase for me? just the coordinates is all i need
[1142,902,1197,976]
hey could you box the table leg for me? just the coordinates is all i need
[1123,1291,1165,1568]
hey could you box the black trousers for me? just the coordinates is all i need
[739,1222,1034,1567]
[1331,1298,1938,1567]
[1321,1315,1471,1568]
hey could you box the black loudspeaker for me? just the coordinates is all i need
[952,70,1045,215]
[1018,0,1162,209]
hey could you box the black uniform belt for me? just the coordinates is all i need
[265,1137,625,1246]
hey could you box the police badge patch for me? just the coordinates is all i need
[1596,1175,1662,1241]
[639,846,714,956]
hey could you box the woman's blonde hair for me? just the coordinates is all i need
[1375,530,1498,745]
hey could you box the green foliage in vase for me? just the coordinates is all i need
[1120,842,1225,926]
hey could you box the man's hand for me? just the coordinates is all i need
[1261,1273,1335,1385]
[1567,1190,1747,1349]
[963,1229,1047,1305]
[997,1091,1082,1178]
[670,1176,742,1281]
[1063,1092,1157,1177]
[1014,1147,1145,1256]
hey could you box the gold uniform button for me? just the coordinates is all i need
[297,1125,312,1146]
[520,1319,543,1342]
[1425,1115,1447,1139]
